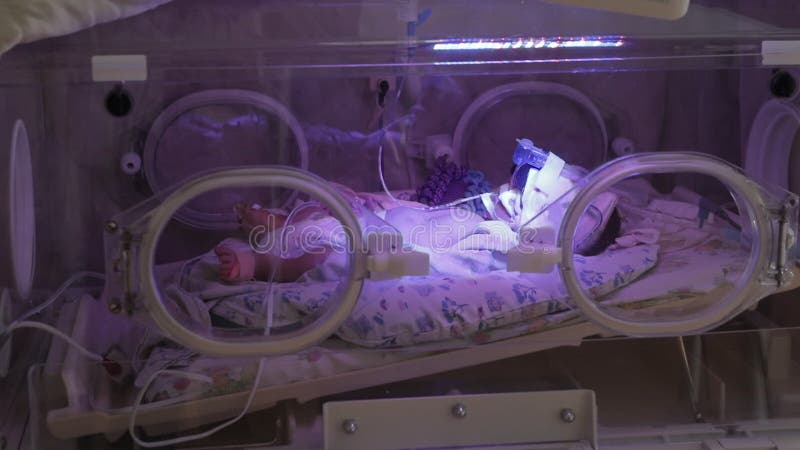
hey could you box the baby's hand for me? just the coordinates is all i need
[234,203,287,234]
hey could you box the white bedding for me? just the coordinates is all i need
[0,0,170,55]
[243,244,656,347]
[159,238,657,348]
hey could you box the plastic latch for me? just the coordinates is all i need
[762,41,800,66]
[518,152,566,228]
[508,243,562,273]
[508,227,561,273]
[0,288,12,377]
[366,233,430,280]
[91,55,148,82]
[535,152,566,192]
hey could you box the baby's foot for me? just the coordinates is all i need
[214,244,256,282]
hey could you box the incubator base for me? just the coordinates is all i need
[5,269,795,448]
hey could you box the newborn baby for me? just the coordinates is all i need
[214,185,488,283]
[214,162,620,284]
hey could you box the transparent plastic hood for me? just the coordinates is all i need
[3,1,800,448]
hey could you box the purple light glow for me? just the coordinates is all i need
[433,37,624,51]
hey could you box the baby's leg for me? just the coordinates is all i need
[235,203,288,234]
[215,243,330,283]
[235,203,328,233]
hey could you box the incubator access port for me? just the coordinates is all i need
[105,85,133,117]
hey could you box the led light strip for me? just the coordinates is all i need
[433,37,624,51]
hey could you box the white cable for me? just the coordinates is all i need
[378,142,402,204]
[16,271,104,323]
[374,104,491,213]
[128,335,269,447]
[260,201,297,319]
[4,321,103,361]
[128,358,269,448]
[0,272,107,364]
[393,91,418,190]
[129,350,268,446]
[435,193,489,210]
[127,201,303,447]
[375,110,415,205]
[378,141,488,212]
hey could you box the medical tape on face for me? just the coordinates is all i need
[520,152,566,228]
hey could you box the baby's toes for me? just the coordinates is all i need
[215,246,241,280]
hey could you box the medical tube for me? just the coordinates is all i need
[128,203,308,447]
[0,272,107,367]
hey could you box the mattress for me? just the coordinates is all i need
[171,242,658,348]
[138,227,748,403]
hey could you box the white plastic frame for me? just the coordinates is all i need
[745,99,800,189]
[453,81,609,167]
[547,0,690,20]
[8,119,35,300]
[138,166,366,357]
[558,152,781,337]
[142,89,310,230]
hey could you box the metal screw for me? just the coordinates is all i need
[342,419,358,434]
[105,221,118,233]
[560,408,576,423]
[108,301,122,314]
[451,403,467,418]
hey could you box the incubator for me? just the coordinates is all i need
[2,0,800,448]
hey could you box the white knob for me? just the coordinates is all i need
[611,137,636,157]
[120,152,142,174]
